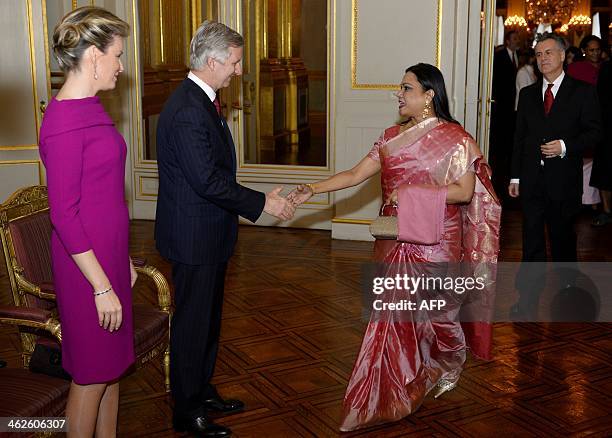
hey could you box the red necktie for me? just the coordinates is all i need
[544,83,554,116]
[213,97,222,116]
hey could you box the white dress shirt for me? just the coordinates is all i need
[510,71,566,185]
[187,71,216,103]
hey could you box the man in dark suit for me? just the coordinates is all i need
[490,30,521,197]
[508,33,602,319]
[155,21,295,437]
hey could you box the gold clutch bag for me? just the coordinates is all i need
[369,204,398,239]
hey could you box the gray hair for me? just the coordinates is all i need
[189,21,243,70]
[535,32,567,51]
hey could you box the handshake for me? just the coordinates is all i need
[263,185,315,221]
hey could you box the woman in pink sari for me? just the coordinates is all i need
[289,63,501,431]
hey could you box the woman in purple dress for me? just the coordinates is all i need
[38,7,133,436]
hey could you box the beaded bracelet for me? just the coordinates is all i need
[93,286,112,296]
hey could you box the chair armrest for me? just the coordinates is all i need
[131,257,172,313]
[131,256,147,268]
[15,273,56,301]
[0,305,61,341]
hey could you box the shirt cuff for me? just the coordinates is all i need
[560,140,566,158]
[510,178,520,184]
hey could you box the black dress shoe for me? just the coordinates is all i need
[202,396,245,415]
[173,415,231,437]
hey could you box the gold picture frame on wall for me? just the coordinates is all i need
[351,0,443,89]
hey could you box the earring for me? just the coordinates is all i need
[93,63,99,80]
[421,100,431,120]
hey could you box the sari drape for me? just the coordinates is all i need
[340,118,501,431]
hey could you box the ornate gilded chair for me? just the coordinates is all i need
[0,305,69,424]
[0,186,172,391]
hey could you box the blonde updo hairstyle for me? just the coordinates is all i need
[52,6,129,73]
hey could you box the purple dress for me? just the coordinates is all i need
[39,96,134,384]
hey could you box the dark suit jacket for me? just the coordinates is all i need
[598,61,612,132]
[511,75,602,204]
[492,48,517,116]
[155,78,265,265]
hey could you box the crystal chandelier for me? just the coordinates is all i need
[525,0,576,25]
[504,15,528,27]
[568,15,592,26]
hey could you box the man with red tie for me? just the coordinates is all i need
[155,21,295,437]
[508,33,602,319]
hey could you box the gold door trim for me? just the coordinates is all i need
[237,0,333,172]
[0,145,39,150]
[26,0,41,141]
[477,0,496,153]
[329,0,337,173]
[135,173,159,201]
[331,217,372,225]
[351,0,443,89]
[159,0,166,63]
[131,0,149,169]
[42,0,52,102]
[0,160,44,185]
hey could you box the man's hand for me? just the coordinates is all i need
[541,140,562,158]
[508,182,520,198]
[287,184,314,206]
[264,186,295,220]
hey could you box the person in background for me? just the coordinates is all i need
[590,59,612,226]
[509,33,602,319]
[565,45,582,68]
[39,6,134,437]
[567,35,606,222]
[515,48,538,111]
[490,30,521,200]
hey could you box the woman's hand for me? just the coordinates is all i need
[130,258,138,287]
[386,189,398,205]
[95,288,123,332]
[287,184,314,206]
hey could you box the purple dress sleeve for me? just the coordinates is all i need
[43,130,92,254]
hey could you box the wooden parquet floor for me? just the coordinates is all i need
[1,210,611,437]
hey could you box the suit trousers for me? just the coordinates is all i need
[516,175,578,306]
[170,261,227,416]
